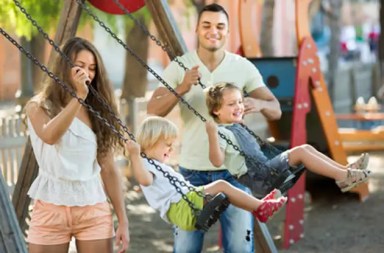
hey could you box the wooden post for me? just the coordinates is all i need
[12,138,39,233]
[0,170,28,253]
[46,0,84,65]
[12,0,84,233]
[254,222,278,253]
[145,0,187,59]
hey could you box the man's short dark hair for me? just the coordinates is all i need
[197,3,229,23]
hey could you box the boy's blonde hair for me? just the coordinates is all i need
[206,82,242,120]
[137,116,178,151]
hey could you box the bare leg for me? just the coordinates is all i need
[306,146,347,170]
[76,238,113,253]
[203,180,287,222]
[287,144,347,181]
[203,180,264,212]
[29,243,69,253]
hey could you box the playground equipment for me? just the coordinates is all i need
[238,0,370,249]
[5,0,234,234]
[0,170,27,253]
[0,1,370,251]
[1,4,236,253]
[88,0,144,14]
[336,98,384,152]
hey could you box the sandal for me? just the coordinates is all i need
[336,168,371,192]
[348,153,369,170]
[253,196,287,223]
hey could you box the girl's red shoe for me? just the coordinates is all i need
[262,188,282,201]
[253,197,287,223]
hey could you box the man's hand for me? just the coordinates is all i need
[243,97,263,114]
[179,65,201,95]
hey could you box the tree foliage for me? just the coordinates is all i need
[0,0,62,40]
[0,0,150,41]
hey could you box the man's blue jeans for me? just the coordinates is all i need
[173,167,254,253]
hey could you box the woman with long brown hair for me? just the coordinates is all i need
[25,37,129,253]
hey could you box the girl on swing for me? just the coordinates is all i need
[125,116,287,231]
[205,82,371,196]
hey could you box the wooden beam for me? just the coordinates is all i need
[46,0,84,66]
[12,138,38,233]
[1,171,27,253]
[145,0,187,59]
[342,143,384,152]
[13,0,84,233]
[338,128,384,142]
[254,221,278,253]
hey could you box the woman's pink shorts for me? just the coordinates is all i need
[27,200,114,245]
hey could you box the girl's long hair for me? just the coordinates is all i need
[30,37,122,157]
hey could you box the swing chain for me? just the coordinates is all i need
[12,0,136,142]
[76,0,213,206]
[78,0,280,175]
[78,0,285,178]
[0,28,128,143]
[11,0,207,211]
[239,123,282,156]
[97,0,278,157]
[104,1,282,165]
[1,3,206,209]
[13,0,284,202]
[111,0,206,89]
[218,128,281,176]
[76,0,207,123]
[141,152,205,214]
[1,27,206,214]
[239,123,266,146]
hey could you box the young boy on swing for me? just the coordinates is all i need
[125,116,287,231]
[205,82,371,195]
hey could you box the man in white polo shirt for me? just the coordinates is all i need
[147,3,281,253]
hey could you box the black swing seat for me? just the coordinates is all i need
[238,164,306,199]
[276,165,306,196]
[195,192,230,232]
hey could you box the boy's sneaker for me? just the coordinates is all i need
[348,153,369,170]
[253,196,287,223]
[336,168,371,192]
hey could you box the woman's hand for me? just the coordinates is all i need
[71,66,90,99]
[115,223,130,253]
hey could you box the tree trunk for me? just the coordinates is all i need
[16,35,47,107]
[31,35,46,92]
[121,15,149,131]
[191,0,206,13]
[16,37,34,106]
[260,0,275,56]
[326,0,342,101]
[121,19,149,99]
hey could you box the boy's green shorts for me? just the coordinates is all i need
[167,187,204,231]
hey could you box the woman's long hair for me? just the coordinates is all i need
[31,37,122,157]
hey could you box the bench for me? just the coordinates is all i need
[336,113,384,152]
